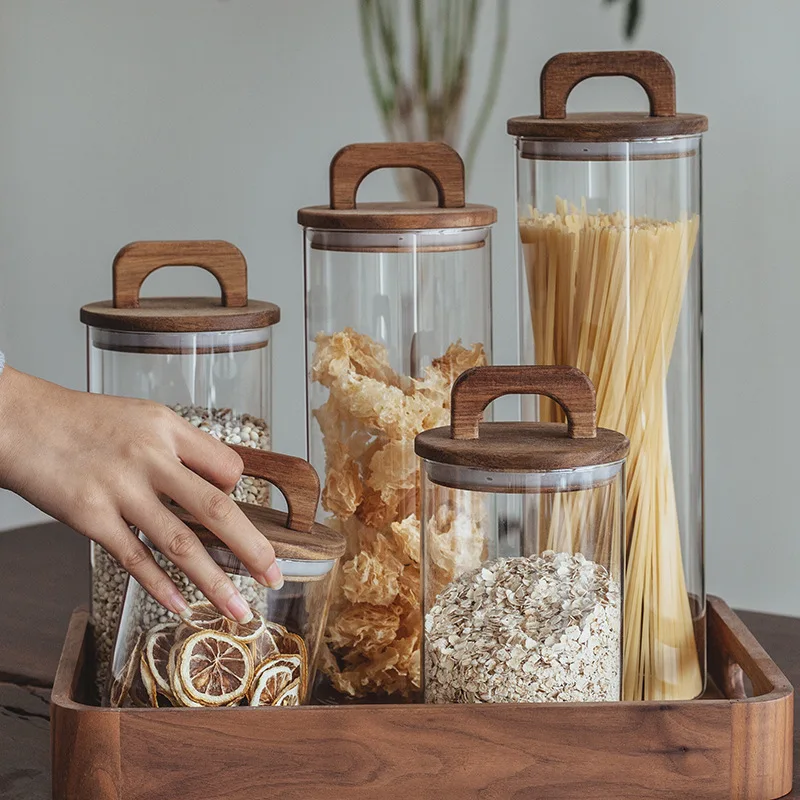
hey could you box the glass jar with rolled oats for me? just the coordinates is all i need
[415,365,629,704]
[298,143,495,702]
[80,240,279,695]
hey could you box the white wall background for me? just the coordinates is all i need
[0,0,796,615]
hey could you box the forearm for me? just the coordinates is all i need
[0,365,41,492]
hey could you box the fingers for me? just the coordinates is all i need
[123,497,256,625]
[155,459,283,592]
[93,519,191,620]
[172,419,244,494]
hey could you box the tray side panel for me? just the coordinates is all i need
[731,698,794,800]
[51,706,120,800]
[120,703,733,800]
[51,607,122,800]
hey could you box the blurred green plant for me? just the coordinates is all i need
[359,0,643,200]
[604,0,642,40]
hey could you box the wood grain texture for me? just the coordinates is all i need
[451,365,597,439]
[707,602,794,799]
[507,50,708,141]
[415,365,630,472]
[171,503,346,562]
[112,240,248,309]
[166,447,345,561]
[541,50,677,119]
[50,598,794,800]
[80,240,280,333]
[50,610,120,800]
[231,446,320,533]
[0,683,51,800]
[0,525,88,687]
[297,142,496,232]
[330,142,465,210]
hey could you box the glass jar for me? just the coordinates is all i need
[80,240,280,693]
[107,446,345,708]
[298,142,495,702]
[508,51,708,700]
[416,365,629,704]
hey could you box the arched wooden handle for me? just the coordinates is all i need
[329,142,465,210]
[112,240,248,309]
[230,446,321,533]
[540,50,676,119]
[450,365,597,440]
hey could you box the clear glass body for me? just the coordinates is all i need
[107,535,337,708]
[515,136,705,700]
[421,459,625,704]
[87,325,273,696]
[304,226,493,703]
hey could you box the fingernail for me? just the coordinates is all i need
[265,562,284,591]
[226,591,254,624]
[170,591,192,619]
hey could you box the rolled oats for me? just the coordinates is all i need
[425,551,621,703]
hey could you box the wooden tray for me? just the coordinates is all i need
[51,596,793,800]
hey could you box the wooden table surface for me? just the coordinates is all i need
[0,522,797,800]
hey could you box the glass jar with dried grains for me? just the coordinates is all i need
[81,241,279,693]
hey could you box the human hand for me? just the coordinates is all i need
[0,366,283,623]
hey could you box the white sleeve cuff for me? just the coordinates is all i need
[0,351,5,377]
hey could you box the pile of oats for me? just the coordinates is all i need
[425,551,621,703]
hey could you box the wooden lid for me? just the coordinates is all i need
[506,51,708,142]
[297,142,496,231]
[414,366,629,473]
[167,447,346,563]
[80,240,280,333]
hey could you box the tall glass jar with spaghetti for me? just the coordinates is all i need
[508,51,708,700]
[80,240,279,697]
[298,142,495,702]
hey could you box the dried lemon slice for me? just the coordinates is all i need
[256,654,303,681]
[264,620,288,639]
[250,628,279,664]
[248,661,293,706]
[177,630,254,707]
[279,632,309,698]
[109,631,144,708]
[139,653,159,707]
[169,665,204,707]
[145,622,177,698]
[274,678,301,707]
[167,623,194,682]
[280,631,308,662]
[184,601,266,644]
[169,636,218,708]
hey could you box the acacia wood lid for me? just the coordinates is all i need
[297,142,496,231]
[80,240,280,333]
[166,446,345,562]
[414,365,630,472]
[506,51,708,142]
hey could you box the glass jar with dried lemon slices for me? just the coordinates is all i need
[107,447,345,708]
